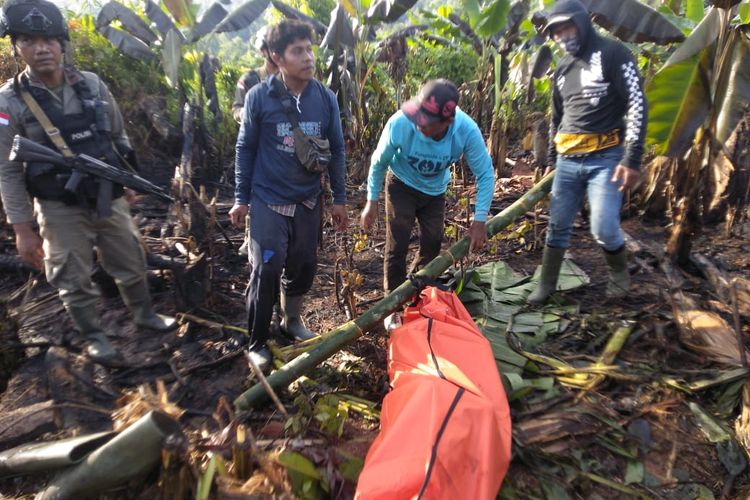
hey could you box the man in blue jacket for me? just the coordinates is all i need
[361,79,495,331]
[527,0,646,305]
[230,20,348,371]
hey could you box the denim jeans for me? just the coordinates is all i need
[546,146,625,251]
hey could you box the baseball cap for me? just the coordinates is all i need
[542,13,575,35]
[402,79,459,127]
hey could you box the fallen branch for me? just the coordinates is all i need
[235,171,555,410]
[176,313,247,335]
[244,352,288,417]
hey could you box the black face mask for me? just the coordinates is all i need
[557,34,581,55]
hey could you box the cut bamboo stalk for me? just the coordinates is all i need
[234,172,555,410]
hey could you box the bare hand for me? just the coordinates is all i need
[123,188,137,205]
[611,164,640,192]
[468,220,488,253]
[229,203,249,228]
[14,224,44,270]
[331,204,348,232]
[360,200,378,232]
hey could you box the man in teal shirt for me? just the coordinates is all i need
[361,79,495,330]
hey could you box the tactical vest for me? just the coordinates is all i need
[19,71,124,206]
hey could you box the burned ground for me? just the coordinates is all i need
[1,161,749,498]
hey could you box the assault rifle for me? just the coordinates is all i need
[9,135,173,217]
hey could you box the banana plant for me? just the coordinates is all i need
[642,2,750,260]
[312,0,429,178]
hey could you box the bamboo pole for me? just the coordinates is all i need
[234,172,555,410]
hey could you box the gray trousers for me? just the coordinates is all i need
[35,197,149,309]
[246,196,320,349]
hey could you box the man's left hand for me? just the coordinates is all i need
[611,164,640,192]
[331,204,348,232]
[468,220,487,253]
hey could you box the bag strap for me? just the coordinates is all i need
[17,81,75,159]
[271,75,301,130]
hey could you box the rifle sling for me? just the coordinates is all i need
[18,87,75,159]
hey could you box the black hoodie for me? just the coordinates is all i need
[546,0,647,170]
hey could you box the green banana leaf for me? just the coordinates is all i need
[200,54,221,120]
[321,3,355,50]
[579,0,686,44]
[664,8,721,67]
[645,49,712,156]
[272,0,328,35]
[461,0,481,28]
[96,1,158,44]
[685,0,706,24]
[377,24,428,48]
[213,0,271,34]
[365,0,419,23]
[447,13,483,54]
[688,401,748,478]
[97,25,158,60]
[713,27,750,145]
[493,0,528,40]
[161,28,183,88]
[741,4,750,23]
[339,0,358,17]
[188,2,228,42]
[475,0,510,39]
[164,0,195,27]
[145,0,180,38]
[458,259,586,388]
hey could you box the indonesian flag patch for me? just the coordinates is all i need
[0,112,8,126]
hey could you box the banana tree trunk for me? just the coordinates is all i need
[234,172,555,410]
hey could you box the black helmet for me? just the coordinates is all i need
[0,0,70,40]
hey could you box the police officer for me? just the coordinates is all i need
[0,0,176,366]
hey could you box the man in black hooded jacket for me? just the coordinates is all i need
[528,0,647,305]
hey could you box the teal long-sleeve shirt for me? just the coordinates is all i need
[366,108,495,222]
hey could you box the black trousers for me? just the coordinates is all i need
[384,173,445,293]
[245,196,320,349]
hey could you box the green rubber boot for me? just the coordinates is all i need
[119,281,177,332]
[527,246,566,305]
[66,305,124,367]
[603,246,630,299]
[280,293,317,341]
